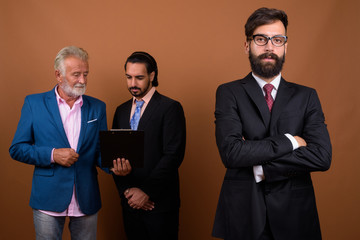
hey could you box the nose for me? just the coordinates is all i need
[129,78,136,87]
[264,40,274,52]
[78,74,87,84]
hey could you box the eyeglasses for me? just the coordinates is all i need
[251,34,288,47]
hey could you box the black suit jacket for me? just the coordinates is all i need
[212,73,332,240]
[112,91,186,212]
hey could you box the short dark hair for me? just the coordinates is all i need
[124,51,159,87]
[245,7,288,40]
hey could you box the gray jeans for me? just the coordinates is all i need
[33,209,97,240]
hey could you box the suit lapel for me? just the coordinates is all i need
[137,91,161,130]
[242,74,271,128]
[45,88,69,146]
[119,100,132,129]
[77,96,89,151]
[269,78,294,130]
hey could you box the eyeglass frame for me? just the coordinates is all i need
[249,34,288,47]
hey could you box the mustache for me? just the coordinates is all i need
[258,52,279,60]
[129,87,140,90]
[74,83,86,88]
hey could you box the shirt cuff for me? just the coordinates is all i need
[285,133,299,150]
[51,148,55,163]
[253,165,264,183]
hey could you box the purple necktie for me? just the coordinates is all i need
[263,84,274,112]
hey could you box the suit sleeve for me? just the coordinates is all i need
[263,89,332,182]
[215,84,293,169]
[9,96,53,167]
[141,101,186,197]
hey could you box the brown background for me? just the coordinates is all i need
[1,0,359,239]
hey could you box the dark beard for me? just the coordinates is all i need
[249,50,285,79]
[128,79,151,98]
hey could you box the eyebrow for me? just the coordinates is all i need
[254,33,286,37]
[126,74,145,78]
[72,71,89,74]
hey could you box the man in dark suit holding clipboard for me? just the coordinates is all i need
[112,51,186,240]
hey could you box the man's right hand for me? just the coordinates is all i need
[53,148,79,167]
[294,136,307,147]
[124,188,155,211]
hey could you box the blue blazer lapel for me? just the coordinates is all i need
[242,75,271,128]
[77,96,89,151]
[45,88,69,147]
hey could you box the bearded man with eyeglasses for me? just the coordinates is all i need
[212,7,332,240]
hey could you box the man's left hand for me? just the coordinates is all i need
[111,158,132,176]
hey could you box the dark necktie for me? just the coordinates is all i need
[130,100,144,130]
[263,84,274,112]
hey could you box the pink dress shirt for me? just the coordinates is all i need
[40,87,85,217]
[129,87,156,120]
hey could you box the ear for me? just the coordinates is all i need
[244,40,250,54]
[150,71,155,82]
[284,42,288,55]
[55,70,62,82]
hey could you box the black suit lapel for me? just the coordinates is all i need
[269,79,294,131]
[137,91,161,130]
[120,100,132,129]
[242,74,271,128]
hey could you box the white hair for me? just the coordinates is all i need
[54,46,88,75]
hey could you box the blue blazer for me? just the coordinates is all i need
[9,87,107,215]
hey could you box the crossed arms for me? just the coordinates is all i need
[215,83,332,181]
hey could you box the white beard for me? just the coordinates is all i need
[60,78,86,98]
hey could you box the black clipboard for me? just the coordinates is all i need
[99,129,144,168]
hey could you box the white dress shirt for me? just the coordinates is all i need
[252,73,299,183]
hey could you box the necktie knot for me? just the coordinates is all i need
[263,84,274,94]
[131,100,144,130]
[135,100,144,108]
[263,84,274,112]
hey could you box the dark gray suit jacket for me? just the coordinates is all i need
[212,73,332,240]
[112,91,186,213]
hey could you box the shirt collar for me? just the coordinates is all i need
[132,87,156,104]
[252,72,281,90]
